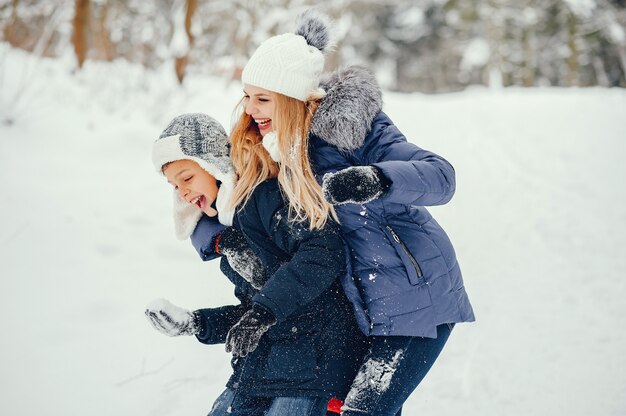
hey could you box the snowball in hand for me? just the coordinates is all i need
[145,298,198,337]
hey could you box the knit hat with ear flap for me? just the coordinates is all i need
[152,113,235,240]
[241,10,333,101]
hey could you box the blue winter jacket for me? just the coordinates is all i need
[308,66,474,338]
[309,112,474,338]
[192,66,474,339]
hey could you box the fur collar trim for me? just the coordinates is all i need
[311,66,383,151]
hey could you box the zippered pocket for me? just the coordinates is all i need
[384,225,424,285]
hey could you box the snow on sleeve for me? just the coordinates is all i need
[222,245,267,290]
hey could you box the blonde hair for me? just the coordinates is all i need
[230,90,337,230]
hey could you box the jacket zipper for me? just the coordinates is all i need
[386,225,423,278]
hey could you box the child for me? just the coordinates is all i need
[192,11,475,416]
[145,113,367,416]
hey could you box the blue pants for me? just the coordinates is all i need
[207,388,328,416]
[341,323,454,416]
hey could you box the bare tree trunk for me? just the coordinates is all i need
[566,11,579,86]
[616,46,626,87]
[174,56,188,83]
[485,1,504,88]
[231,26,249,81]
[592,56,610,86]
[72,0,90,68]
[522,26,536,87]
[3,0,20,47]
[95,1,115,61]
[230,7,255,82]
[175,0,197,83]
[184,0,197,45]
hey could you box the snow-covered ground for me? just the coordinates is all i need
[1,44,625,416]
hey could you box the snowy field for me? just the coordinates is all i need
[1,44,626,416]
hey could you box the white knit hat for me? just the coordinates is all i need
[241,10,332,102]
[152,113,235,239]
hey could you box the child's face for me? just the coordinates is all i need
[163,160,219,217]
[243,84,276,136]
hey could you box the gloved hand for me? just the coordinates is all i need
[145,299,200,337]
[322,166,390,205]
[225,304,276,357]
[216,226,248,254]
[217,227,267,290]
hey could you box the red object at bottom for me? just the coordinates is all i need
[327,398,344,414]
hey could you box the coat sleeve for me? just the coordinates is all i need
[241,185,346,322]
[194,304,247,345]
[194,257,253,344]
[365,113,456,206]
[190,214,225,261]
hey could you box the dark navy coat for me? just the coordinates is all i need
[195,179,367,398]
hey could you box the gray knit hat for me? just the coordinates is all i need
[152,113,235,239]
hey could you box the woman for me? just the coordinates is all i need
[194,11,475,416]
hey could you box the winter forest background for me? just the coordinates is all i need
[2,0,626,93]
[1,1,626,416]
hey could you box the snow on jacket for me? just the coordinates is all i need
[191,66,475,339]
[195,179,367,398]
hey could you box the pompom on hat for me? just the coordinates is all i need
[152,113,235,239]
[241,10,333,102]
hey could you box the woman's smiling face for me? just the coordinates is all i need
[163,159,219,217]
[243,84,276,136]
